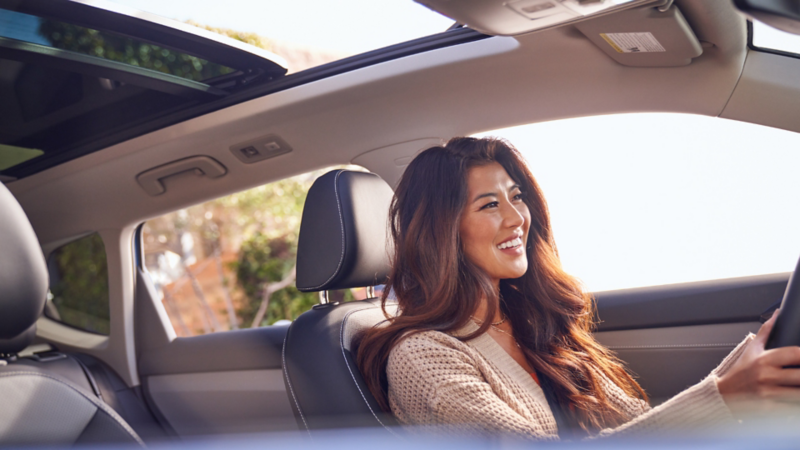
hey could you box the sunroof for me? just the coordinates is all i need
[752,21,800,57]
[0,9,235,82]
[0,0,288,178]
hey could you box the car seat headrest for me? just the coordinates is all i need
[0,324,37,355]
[296,170,393,292]
[0,183,48,339]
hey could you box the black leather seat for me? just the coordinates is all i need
[0,182,157,446]
[282,169,399,433]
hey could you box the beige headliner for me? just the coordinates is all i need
[9,0,799,247]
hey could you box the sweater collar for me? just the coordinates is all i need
[456,321,555,422]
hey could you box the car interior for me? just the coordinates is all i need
[2,0,800,445]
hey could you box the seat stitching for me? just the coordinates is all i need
[0,371,144,446]
[282,332,312,437]
[306,170,346,290]
[339,304,399,436]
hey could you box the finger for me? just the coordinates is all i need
[763,347,800,368]
[758,385,800,403]
[754,309,781,346]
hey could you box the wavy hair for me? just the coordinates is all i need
[356,137,646,433]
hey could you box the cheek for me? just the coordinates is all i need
[459,216,492,261]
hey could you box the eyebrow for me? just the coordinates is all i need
[471,184,521,203]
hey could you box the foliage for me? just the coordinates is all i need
[233,233,316,326]
[143,170,335,332]
[49,233,110,335]
[38,20,233,81]
[186,20,274,52]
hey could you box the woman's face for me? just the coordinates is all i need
[459,162,531,286]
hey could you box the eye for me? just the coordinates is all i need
[479,201,499,210]
[513,192,525,201]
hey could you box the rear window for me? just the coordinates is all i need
[142,167,368,336]
[45,233,110,335]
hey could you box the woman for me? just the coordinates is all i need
[356,137,800,439]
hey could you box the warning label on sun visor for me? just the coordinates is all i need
[600,32,665,53]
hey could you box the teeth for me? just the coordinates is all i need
[497,237,522,250]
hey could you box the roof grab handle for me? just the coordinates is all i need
[136,156,227,196]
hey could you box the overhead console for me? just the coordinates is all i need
[417,0,704,67]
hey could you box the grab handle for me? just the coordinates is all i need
[136,156,227,196]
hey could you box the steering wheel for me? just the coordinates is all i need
[766,256,800,349]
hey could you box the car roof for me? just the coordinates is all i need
[4,0,796,247]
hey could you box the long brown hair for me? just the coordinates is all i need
[356,137,646,433]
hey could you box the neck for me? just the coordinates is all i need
[473,286,503,324]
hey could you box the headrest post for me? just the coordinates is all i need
[365,286,375,298]
[319,291,329,305]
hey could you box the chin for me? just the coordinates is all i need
[502,267,528,280]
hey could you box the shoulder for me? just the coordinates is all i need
[390,330,470,361]
[387,330,481,380]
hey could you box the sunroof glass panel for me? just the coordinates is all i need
[0,8,235,82]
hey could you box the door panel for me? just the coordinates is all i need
[595,322,759,404]
[595,273,786,331]
[135,270,298,436]
[594,273,786,404]
[145,369,296,435]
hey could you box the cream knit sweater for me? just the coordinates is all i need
[386,321,751,440]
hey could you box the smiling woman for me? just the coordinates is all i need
[356,137,650,436]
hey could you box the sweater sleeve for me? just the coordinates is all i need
[596,334,754,438]
[387,333,557,440]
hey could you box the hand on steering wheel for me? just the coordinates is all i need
[717,310,800,420]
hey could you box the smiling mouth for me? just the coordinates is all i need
[497,237,523,250]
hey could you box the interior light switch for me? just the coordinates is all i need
[230,134,293,164]
[240,146,260,158]
[263,141,281,152]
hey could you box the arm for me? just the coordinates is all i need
[596,327,759,438]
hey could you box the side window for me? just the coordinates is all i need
[477,113,800,292]
[45,233,110,335]
[142,168,365,337]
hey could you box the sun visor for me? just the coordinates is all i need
[574,3,703,67]
[415,0,663,36]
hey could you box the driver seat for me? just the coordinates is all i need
[282,169,399,434]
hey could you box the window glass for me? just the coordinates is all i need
[0,9,234,82]
[45,233,110,334]
[142,167,367,336]
[475,113,800,292]
[752,21,800,57]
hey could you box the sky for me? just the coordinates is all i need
[107,0,453,54]
[107,1,800,292]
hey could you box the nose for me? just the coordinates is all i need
[501,200,525,229]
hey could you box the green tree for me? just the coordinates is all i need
[234,233,316,326]
[38,20,233,81]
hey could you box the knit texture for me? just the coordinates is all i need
[387,325,753,440]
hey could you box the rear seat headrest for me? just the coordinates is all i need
[296,170,394,292]
[0,184,48,339]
